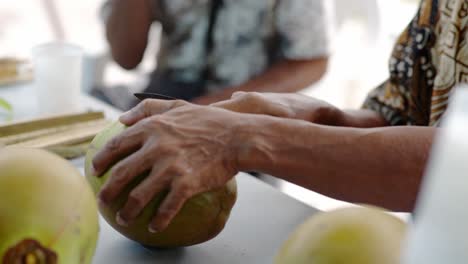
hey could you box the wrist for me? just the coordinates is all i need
[309,104,345,126]
[332,109,389,128]
[230,114,292,173]
[229,115,268,173]
[231,114,324,177]
[327,107,347,126]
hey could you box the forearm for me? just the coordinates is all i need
[105,0,153,69]
[194,58,328,104]
[331,109,389,128]
[233,58,328,93]
[235,115,435,211]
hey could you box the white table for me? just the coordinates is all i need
[1,83,319,263]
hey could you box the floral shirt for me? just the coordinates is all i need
[363,0,467,126]
[145,0,329,90]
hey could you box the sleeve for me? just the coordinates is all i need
[362,80,410,126]
[362,0,438,127]
[275,0,330,59]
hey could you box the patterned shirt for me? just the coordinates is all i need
[145,0,329,91]
[363,0,467,126]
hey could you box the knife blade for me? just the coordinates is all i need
[134,92,177,101]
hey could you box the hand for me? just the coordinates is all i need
[92,100,242,232]
[191,92,228,105]
[213,92,342,125]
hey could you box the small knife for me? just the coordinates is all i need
[134,92,177,101]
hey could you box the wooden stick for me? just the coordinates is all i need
[47,141,92,159]
[0,111,105,137]
[0,119,109,145]
[0,111,111,158]
[9,120,111,148]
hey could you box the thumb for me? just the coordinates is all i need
[211,92,249,112]
[211,99,245,113]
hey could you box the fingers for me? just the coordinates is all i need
[119,99,187,126]
[231,91,247,98]
[98,146,155,205]
[115,163,175,226]
[92,127,144,176]
[212,92,264,114]
[211,97,246,113]
[210,101,240,112]
[148,181,193,233]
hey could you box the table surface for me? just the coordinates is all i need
[2,83,319,263]
[72,158,318,264]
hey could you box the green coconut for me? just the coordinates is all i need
[84,122,237,248]
[275,206,407,264]
[0,147,99,264]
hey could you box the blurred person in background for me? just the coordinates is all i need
[96,0,329,109]
[92,0,467,232]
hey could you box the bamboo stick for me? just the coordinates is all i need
[47,141,92,159]
[0,119,109,145]
[0,111,111,159]
[0,111,105,137]
[9,120,111,148]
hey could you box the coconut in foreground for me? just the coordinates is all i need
[275,206,406,264]
[85,122,237,248]
[0,147,99,264]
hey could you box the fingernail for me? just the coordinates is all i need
[116,213,129,227]
[91,165,97,177]
[148,226,158,234]
[97,198,106,209]
[119,112,131,122]
[98,192,109,205]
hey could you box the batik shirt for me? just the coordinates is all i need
[363,0,467,126]
[126,0,329,90]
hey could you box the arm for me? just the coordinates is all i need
[235,115,435,212]
[334,109,389,128]
[104,0,154,69]
[193,0,332,101]
[192,57,328,105]
[92,100,433,232]
[212,92,389,128]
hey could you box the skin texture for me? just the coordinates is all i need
[0,148,99,264]
[212,92,388,127]
[85,122,237,247]
[92,95,435,233]
[105,0,328,104]
[275,207,407,264]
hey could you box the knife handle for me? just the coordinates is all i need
[134,93,177,101]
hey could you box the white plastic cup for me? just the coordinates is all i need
[401,85,468,264]
[82,51,109,94]
[32,42,84,116]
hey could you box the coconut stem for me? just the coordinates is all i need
[2,239,57,264]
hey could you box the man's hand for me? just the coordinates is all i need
[213,92,342,125]
[92,100,242,233]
